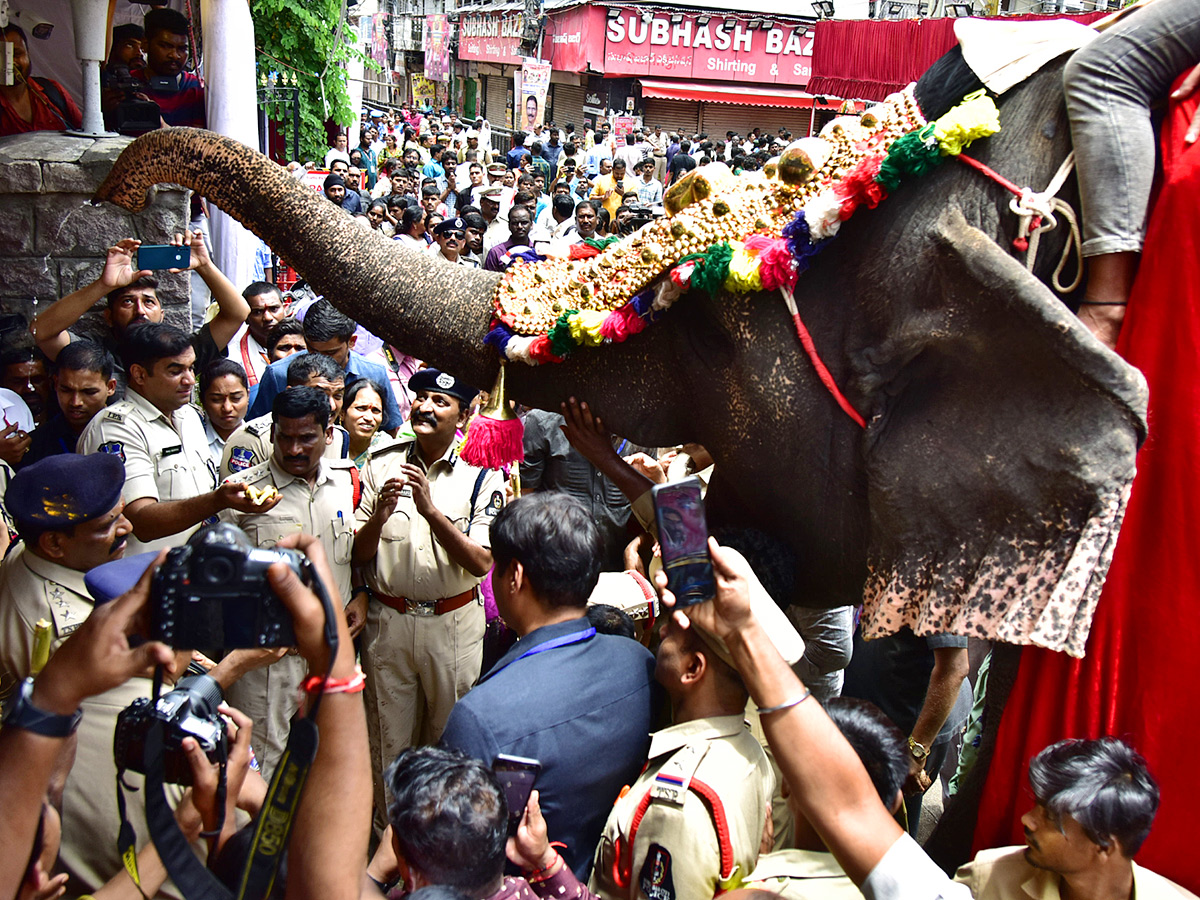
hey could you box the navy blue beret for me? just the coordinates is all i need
[85,551,160,605]
[6,453,125,532]
[408,368,477,404]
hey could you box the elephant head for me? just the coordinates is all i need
[94,54,1145,657]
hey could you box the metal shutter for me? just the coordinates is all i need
[643,98,699,138]
[550,83,586,131]
[699,104,812,143]
[485,75,509,126]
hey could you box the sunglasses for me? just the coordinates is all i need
[441,230,465,239]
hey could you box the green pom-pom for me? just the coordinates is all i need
[876,128,944,193]
[548,311,578,358]
[690,242,734,298]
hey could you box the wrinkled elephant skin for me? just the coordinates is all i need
[94,60,1146,656]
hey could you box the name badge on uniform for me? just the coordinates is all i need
[650,742,708,806]
[161,445,183,457]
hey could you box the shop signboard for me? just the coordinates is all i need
[458,11,524,65]
[601,9,813,85]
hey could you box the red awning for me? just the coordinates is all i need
[638,78,820,109]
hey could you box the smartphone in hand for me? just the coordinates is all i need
[136,244,190,270]
[652,476,715,607]
[494,754,542,836]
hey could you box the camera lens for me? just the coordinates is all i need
[200,556,237,585]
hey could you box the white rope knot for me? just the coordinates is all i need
[1008,152,1083,294]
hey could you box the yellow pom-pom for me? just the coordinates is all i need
[568,309,608,346]
[724,243,764,294]
[933,89,1000,157]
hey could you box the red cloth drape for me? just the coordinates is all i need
[972,81,1200,893]
[808,13,1108,102]
[808,19,958,101]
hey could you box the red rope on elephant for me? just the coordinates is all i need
[785,299,866,429]
[957,152,1024,197]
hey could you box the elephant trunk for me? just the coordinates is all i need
[94,128,502,388]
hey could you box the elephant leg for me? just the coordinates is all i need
[923,642,1022,872]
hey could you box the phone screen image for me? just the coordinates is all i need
[493,754,541,835]
[136,244,190,271]
[652,477,715,607]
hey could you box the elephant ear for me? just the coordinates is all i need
[858,208,1147,657]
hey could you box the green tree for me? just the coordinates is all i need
[250,0,374,162]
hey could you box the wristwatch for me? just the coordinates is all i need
[2,678,83,737]
[907,736,930,762]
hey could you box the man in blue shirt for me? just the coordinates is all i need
[246,299,404,432]
[440,492,659,879]
[506,131,527,169]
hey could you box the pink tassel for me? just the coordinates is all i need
[745,235,797,291]
[600,304,649,342]
[460,416,525,469]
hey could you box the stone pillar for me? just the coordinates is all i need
[0,132,191,341]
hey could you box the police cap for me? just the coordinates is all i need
[6,453,126,535]
[433,217,466,236]
[85,551,159,606]
[408,368,477,404]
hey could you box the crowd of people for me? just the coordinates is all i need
[293,108,803,273]
[3,1,1200,899]
[0,214,1189,900]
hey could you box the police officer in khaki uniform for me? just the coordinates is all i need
[220,386,358,776]
[588,552,806,900]
[77,323,274,553]
[0,453,130,705]
[0,455,189,898]
[352,368,502,827]
[220,351,349,479]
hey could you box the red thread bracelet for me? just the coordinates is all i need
[299,666,366,697]
[527,852,562,884]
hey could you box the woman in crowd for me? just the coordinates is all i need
[395,206,430,249]
[364,200,394,237]
[342,378,391,468]
[199,358,249,465]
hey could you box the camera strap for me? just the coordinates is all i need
[127,559,341,900]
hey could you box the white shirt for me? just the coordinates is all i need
[325,148,350,168]
[226,324,270,387]
[861,834,973,900]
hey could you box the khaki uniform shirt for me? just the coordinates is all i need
[77,389,217,554]
[744,849,861,900]
[590,714,775,900]
[0,545,93,706]
[220,457,357,605]
[219,413,347,481]
[954,846,1198,900]
[355,437,503,602]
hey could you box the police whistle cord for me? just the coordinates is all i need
[957,151,1083,294]
[116,562,341,900]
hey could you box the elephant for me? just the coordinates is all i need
[94,48,1146,662]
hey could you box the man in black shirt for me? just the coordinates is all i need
[21,341,116,468]
[666,139,697,187]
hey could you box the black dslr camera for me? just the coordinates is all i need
[151,523,308,649]
[106,65,162,136]
[113,674,225,785]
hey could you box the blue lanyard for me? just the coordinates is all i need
[491,626,597,677]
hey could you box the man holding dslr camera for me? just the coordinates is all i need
[101,8,206,131]
[0,526,369,900]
